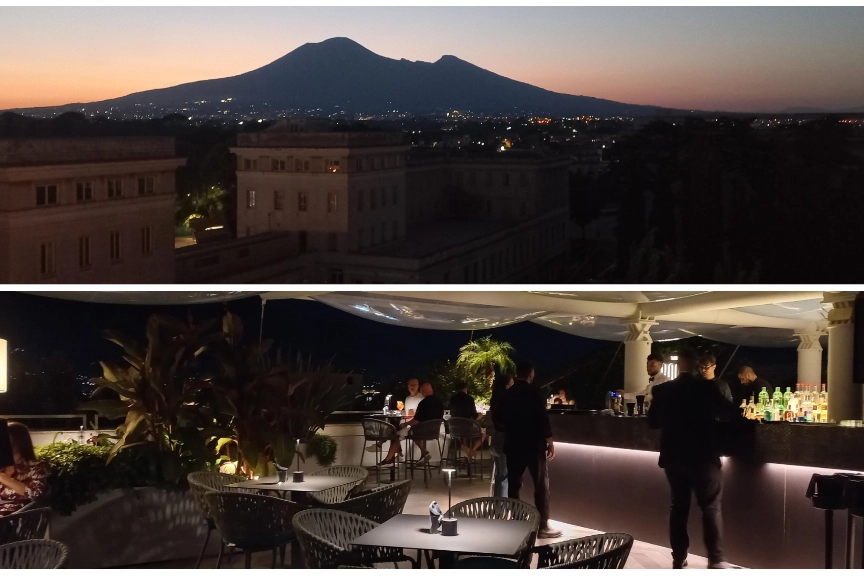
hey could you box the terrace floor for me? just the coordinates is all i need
[138,472,724,569]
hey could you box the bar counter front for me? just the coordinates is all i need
[546,412,864,569]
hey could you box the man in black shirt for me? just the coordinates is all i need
[501,361,562,539]
[698,354,733,403]
[648,352,740,569]
[449,381,483,456]
[735,366,773,406]
[381,382,444,465]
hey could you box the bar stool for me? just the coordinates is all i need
[360,418,399,485]
[404,419,443,488]
[445,416,484,482]
[844,477,864,569]
[806,473,850,568]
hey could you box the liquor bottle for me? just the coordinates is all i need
[773,403,782,422]
[820,383,828,411]
[802,392,814,423]
[772,387,784,411]
[783,387,793,410]
[758,387,769,410]
[764,400,773,421]
[739,399,748,416]
[784,401,795,422]
[746,396,756,420]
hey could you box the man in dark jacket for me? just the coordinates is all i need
[648,352,740,569]
[502,360,562,539]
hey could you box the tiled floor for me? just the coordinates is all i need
[140,467,727,569]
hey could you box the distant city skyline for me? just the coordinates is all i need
[2,7,864,113]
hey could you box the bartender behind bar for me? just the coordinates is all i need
[619,353,669,404]
[734,365,773,406]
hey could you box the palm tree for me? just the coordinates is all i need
[456,336,516,387]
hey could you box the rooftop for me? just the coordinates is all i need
[0,137,177,166]
[359,219,516,260]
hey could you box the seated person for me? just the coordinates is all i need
[0,422,49,516]
[553,389,575,406]
[381,382,444,465]
[448,381,484,456]
[553,397,563,405]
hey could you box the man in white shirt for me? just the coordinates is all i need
[620,353,669,403]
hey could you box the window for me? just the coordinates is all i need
[110,231,122,262]
[357,189,364,212]
[370,189,377,209]
[298,192,308,212]
[76,181,93,202]
[244,158,255,171]
[329,269,344,283]
[246,190,256,209]
[40,242,55,276]
[36,185,58,206]
[295,159,302,172]
[138,176,155,195]
[328,160,340,173]
[79,236,91,269]
[327,193,337,213]
[274,190,284,211]
[303,160,310,172]
[108,179,123,198]
[392,186,398,204]
[356,159,363,172]
[503,173,510,187]
[328,232,338,252]
[141,226,152,256]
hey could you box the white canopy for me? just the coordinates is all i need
[27,290,835,348]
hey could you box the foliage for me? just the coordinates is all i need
[34,442,170,516]
[420,359,491,405]
[78,313,227,482]
[306,433,338,468]
[456,336,516,383]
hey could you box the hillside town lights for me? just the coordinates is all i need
[0,338,7,393]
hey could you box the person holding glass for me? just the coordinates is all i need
[0,421,49,516]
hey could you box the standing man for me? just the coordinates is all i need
[648,352,739,569]
[502,361,563,539]
[735,366,773,406]
[489,372,514,498]
[620,353,670,404]
[698,354,733,403]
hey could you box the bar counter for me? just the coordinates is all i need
[544,413,864,569]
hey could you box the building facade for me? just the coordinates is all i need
[0,138,184,283]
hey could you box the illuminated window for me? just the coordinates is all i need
[79,236,91,268]
[110,231,122,262]
[76,181,93,202]
[141,226,152,256]
[298,192,308,212]
[328,160,340,173]
[36,184,58,206]
[40,242,55,276]
[108,179,123,198]
[246,190,256,208]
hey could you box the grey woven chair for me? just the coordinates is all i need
[0,539,68,569]
[444,497,540,569]
[309,466,369,504]
[404,418,443,488]
[309,479,411,524]
[535,533,634,569]
[0,507,51,545]
[360,418,400,485]
[292,508,416,569]
[187,471,247,568]
[444,416,485,482]
[205,491,304,568]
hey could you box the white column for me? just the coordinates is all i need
[795,330,825,386]
[824,292,860,423]
[622,317,657,395]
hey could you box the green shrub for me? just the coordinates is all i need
[35,442,174,516]
[306,433,338,467]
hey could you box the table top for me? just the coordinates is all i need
[227,474,358,493]
[350,514,534,556]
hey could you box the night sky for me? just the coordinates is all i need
[0,292,800,407]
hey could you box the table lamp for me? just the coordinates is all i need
[441,468,458,536]
[293,438,304,482]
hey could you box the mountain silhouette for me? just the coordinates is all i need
[29,37,661,118]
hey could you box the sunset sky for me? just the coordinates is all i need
[2,7,863,112]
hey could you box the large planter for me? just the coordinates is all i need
[51,487,217,568]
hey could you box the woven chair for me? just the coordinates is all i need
[404,418,443,488]
[309,466,369,504]
[445,497,540,569]
[0,539,68,569]
[292,508,416,569]
[0,507,51,545]
[444,416,485,482]
[205,491,304,569]
[187,471,248,568]
[535,533,634,569]
[360,419,400,484]
[309,479,411,524]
